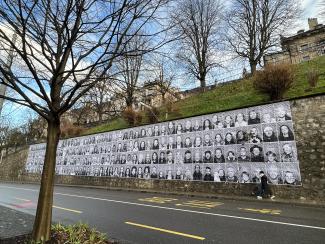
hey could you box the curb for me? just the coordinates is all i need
[2,180,325,208]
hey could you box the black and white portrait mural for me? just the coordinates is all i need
[25,101,301,185]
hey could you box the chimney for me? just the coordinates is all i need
[308,18,318,30]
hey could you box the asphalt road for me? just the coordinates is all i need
[0,183,324,244]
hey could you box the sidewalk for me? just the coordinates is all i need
[0,205,34,243]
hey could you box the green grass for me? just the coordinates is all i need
[28,223,110,243]
[84,56,325,135]
[83,117,128,135]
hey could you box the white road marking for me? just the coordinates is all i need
[53,205,82,214]
[1,185,325,231]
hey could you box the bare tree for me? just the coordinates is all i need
[0,0,170,241]
[25,116,47,143]
[171,0,223,89]
[148,54,179,103]
[69,100,93,125]
[226,0,300,74]
[84,77,117,122]
[114,35,147,109]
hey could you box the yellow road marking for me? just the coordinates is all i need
[176,200,223,209]
[238,208,281,215]
[53,205,82,214]
[3,186,325,231]
[138,197,178,204]
[14,197,31,202]
[125,221,205,240]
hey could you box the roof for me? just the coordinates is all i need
[281,25,325,45]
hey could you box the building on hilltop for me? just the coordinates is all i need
[134,81,183,111]
[264,18,325,65]
[62,81,183,126]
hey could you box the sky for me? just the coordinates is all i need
[296,0,324,32]
[0,0,324,127]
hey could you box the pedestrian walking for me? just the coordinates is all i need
[257,171,275,200]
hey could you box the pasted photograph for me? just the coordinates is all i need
[234,109,249,127]
[266,163,283,185]
[281,163,301,185]
[278,122,295,141]
[25,102,300,187]
[237,145,251,162]
[279,141,297,162]
[224,145,238,163]
[225,163,239,183]
[262,123,278,142]
[238,163,252,183]
[213,164,226,182]
[5,0,323,241]
[274,103,292,122]
[263,143,280,163]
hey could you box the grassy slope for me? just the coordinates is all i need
[83,56,325,135]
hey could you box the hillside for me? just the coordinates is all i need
[84,56,325,135]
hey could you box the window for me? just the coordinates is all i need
[300,44,309,52]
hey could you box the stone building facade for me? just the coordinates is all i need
[264,18,325,65]
[62,82,182,126]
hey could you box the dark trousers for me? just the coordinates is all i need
[256,184,273,197]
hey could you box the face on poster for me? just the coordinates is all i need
[26,101,301,185]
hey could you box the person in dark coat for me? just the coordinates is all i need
[130,166,137,178]
[167,122,176,135]
[248,110,260,124]
[203,119,213,131]
[150,166,158,179]
[152,152,159,164]
[225,132,236,145]
[238,147,250,162]
[203,167,214,181]
[152,139,159,150]
[159,152,166,164]
[214,148,225,163]
[257,171,275,199]
[263,126,277,142]
[184,150,192,164]
[236,130,247,144]
[278,125,294,141]
[193,165,203,180]
[250,145,264,162]
[203,150,213,163]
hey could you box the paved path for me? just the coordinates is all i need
[0,205,33,242]
[0,183,325,244]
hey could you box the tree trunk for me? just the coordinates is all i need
[32,119,61,241]
[161,93,166,103]
[250,62,257,74]
[199,75,206,91]
[98,111,103,122]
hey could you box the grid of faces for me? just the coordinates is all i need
[25,101,301,185]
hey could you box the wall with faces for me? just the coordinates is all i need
[25,101,301,185]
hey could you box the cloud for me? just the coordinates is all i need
[292,0,325,33]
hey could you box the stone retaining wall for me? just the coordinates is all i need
[1,95,324,203]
